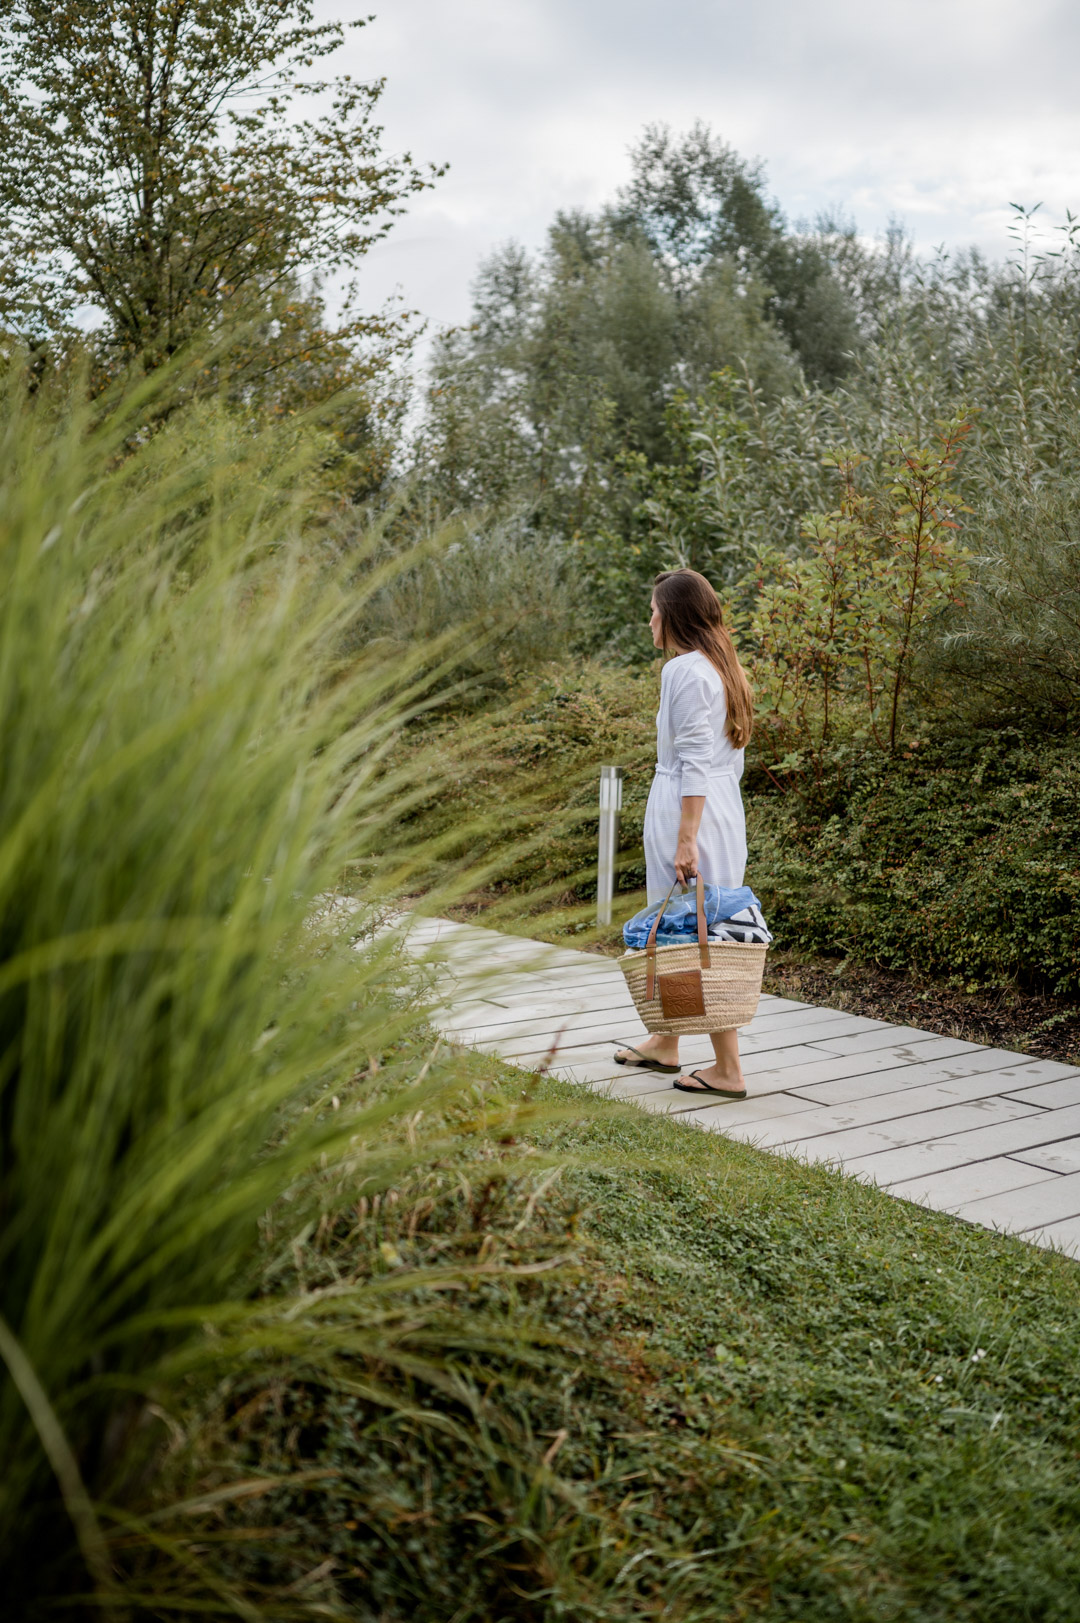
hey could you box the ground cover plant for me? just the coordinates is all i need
[121,1064,1080,1622]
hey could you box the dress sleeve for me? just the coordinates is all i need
[669,665,715,797]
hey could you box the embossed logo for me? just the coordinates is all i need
[658,969,706,1020]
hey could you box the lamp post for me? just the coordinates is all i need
[597,765,624,926]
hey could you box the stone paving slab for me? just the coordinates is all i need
[639,1089,816,1126]
[807,1025,987,1057]
[726,1095,1041,1161]
[953,1171,1080,1235]
[789,1047,1047,1106]
[1007,1075,1080,1110]
[721,1074,1046,1147]
[405,916,1080,1257]
[1026,1214,1080,1254]
[446,999,642,1042]
[1015,1137,1080,1174]
[879,1156,1060,1211]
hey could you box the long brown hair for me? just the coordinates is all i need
[653,569,754,749]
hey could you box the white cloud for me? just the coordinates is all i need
[315,0,1080,331]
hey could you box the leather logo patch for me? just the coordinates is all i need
[658,969,706,1020]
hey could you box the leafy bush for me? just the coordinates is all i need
[941,431,1080,727]
[747,731,1080,994]
[751,422,972,761]
[389,663,660,929]
[359,512,583,682]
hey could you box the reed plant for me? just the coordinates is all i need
[0,361,553,1612]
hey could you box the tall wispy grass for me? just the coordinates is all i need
[0,364,538,1609]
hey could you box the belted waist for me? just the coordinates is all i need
[653,763,738,779]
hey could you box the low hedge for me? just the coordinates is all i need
[752,732,1080,995]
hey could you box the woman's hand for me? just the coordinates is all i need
[674,832,699,885]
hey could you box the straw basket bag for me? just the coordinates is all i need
[619,873,766,1035]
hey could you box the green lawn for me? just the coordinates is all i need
[152,1065,1080,1623]
[543,1091,1080,1622]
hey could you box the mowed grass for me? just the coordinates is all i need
[540,1087,1080,1621]
[162,1062,1080,1623]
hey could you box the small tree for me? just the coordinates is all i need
[750,463,865,767]
[751,418,973,769]
[0,1,440,375]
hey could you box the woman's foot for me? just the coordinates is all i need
[674,1061,745,1096]
[614,1034,680,1069]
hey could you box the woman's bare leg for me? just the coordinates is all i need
[676,1028,745,1093]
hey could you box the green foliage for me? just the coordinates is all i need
[416,139,809,544]
[0,364,514,1609]
[612,122,863,387]
[428,182,1080,722]
[359,513,584,684]
[0,0,437,381]
[752,419,973,761]
[940,414,1080,728]
[748,731,1080,995]
[390,664,659,932]
[578,371,845,653]
[613,120,782,268]
[214,276,418,497]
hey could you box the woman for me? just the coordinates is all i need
[615,568,755,1098]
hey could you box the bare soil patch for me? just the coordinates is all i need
[763,953,1080,1068]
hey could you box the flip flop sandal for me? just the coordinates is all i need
[672,1070,747,1100]
[613,1043,682,1075]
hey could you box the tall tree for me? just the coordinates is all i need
[613,121,780,268]
[0,1,440,371]
[614,122,859,387]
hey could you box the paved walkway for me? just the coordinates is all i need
[408,915,1080,1258]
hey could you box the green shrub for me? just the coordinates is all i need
[389,662,660,925]
[751,421,973,761]
[358,512,582,682]
[938,435,1080,727]
[748,730,1080,993]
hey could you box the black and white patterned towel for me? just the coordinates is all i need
[707,904,772,945]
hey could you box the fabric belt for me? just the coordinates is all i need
[653,764,738,779]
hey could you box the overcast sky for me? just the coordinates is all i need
[319,0,1080,335]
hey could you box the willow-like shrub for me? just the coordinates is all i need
[0,368,485,1605]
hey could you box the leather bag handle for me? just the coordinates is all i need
[645,871,711,1000]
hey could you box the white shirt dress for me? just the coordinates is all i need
[643,650,747,904]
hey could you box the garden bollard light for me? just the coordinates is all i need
[597,765,624,926]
